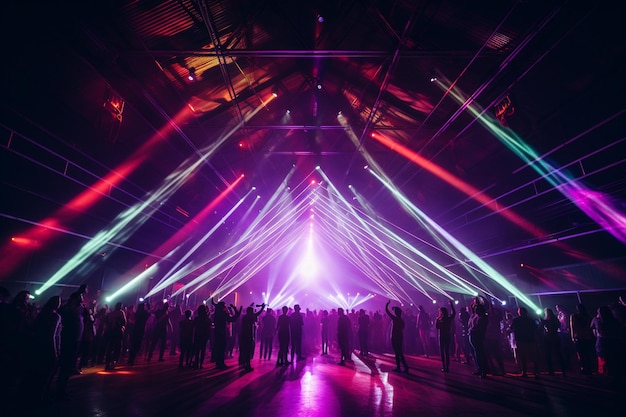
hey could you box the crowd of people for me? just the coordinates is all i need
[1,284,625,404]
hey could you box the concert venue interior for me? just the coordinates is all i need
[1,1,624,416]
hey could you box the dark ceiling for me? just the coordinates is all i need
[1,0,625,306]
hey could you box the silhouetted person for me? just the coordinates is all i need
[30,295,62,401]
[0,288,32,401]
[458,306,473,364]
[591,305,620,377]
[57,292,84,399]
[213,300,241,369]
[290,304,305,362]
[276,306,290,366]
[436,301,456,372]
[79,306,95,370]
[240,303,265,371]
[357,309,370,356]
[417,305,431,357]
[385,301,409,373]
[510,307,539,377]
[337,308,352,365]
[104,302,126,371]
[320,310,329,355]
[485,304,505,376]
[179,310,194,368]
[570,303,595,375]
[260,308,276,360]
[128,302,150,365]
[555,304,572,371]
[148,302,170,362]
[169,304,182,356]
[191,304,211,369]
[541,308,567,376]
[468,303,488,378]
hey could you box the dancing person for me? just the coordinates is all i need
[103,302,126,371]
[30,295,62,401]
[191,304,211,369]
[127,302,150,365]
[385,301,409,373]
[148,302,171,362]
[57,292,84,399]
[239,303,265,371]
[213,300,241,369]
[435,300,456,372]
[468,302,488,378]
[541,308,567,376]
[510,307,539,378]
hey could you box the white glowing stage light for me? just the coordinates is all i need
[363,165,369,170]
[139,297,144,302]
[337,111,342,116]
[252,187,256,190]
[272,92,278,97]
[430,76,437,82]
[186,294,191,298]
[535,309,543,315]
[163,299,168,303]
[501,300,507,306]
[454,300,459,305]
[286,109,290,114]
[432,299,437,304]
[315,166,321,170]
[28,294,35,300]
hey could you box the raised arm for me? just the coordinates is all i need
[385,301,394,319]
[255,303,266,317]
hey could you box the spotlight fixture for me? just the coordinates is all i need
[430,76,437,82]
[317,14,324,23]
[317,84,322,90]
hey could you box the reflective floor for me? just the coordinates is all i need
[12,350,620,417]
